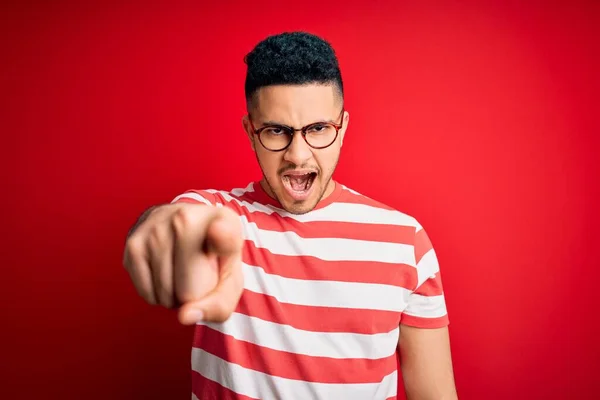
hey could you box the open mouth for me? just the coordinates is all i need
[282,171,317,200]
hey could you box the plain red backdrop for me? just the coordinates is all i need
[2,1,599,399]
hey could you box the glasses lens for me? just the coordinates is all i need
[305,124,337,148]
[259,126,292,150]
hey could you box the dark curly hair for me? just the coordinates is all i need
[244,31,344,109]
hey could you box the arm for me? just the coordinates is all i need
[398,325,457,400]
[125,189,222,239]
[398,223,457,399]
[122,189,244,323]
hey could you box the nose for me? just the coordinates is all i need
[283,133,313,166]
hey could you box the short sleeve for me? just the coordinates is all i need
[171,190,222,207]
[400,223,450,328]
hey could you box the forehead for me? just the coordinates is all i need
[251,83,340,124]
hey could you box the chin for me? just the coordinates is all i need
[262,169,331,214]
[282,198,320,215]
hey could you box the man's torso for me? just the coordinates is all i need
[173,181,443,400]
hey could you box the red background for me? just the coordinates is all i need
[2,1,599,399]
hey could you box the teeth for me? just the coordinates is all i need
[283,173,315,192]
[304,173,315,190]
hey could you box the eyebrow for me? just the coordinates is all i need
[261,120,289,126]
[260,117,337,127]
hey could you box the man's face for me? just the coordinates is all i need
[243,83,349,214]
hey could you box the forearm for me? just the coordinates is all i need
[402,365,458,400]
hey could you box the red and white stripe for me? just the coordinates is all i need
[191,348,398,400]
[241,262,411,312]
[172,182,449,399]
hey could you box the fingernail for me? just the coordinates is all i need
[186,309,204,322]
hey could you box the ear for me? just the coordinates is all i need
[241,115,256,152]
[339,111,350,147]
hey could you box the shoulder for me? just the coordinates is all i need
[337,183,422,231]
[170,182,257,210]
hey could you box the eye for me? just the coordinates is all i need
[263,126,286,135]
[306,124,329,134]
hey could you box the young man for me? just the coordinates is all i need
[123,32,458,399]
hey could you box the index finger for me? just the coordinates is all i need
[177,251,244,324]
[178,215,244,324]
[171,205,219,304]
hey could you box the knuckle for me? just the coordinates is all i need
[124,237,144,267]
[218,206,237,220]
[128,235,145,253]
[171,207,195,235]
[147,225,167,248]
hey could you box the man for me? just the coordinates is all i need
[123,31,458,399]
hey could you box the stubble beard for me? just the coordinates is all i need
[256,154,338,215]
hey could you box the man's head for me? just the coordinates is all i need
[242,31,350,214]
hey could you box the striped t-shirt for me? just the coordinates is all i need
[171,180,449,400]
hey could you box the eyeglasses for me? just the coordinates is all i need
[248,109,345,152]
